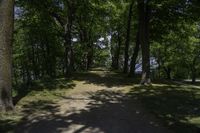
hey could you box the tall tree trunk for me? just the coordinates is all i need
[112,33,122,70]
[85,30,93,70]
[0,0,14,111]
[123,2,134,73]
[192,69,196,84]
[31,43,39,80]
[138,0,151,84]
[64,37,73,76]
[129,32,140,77]
[86,42,94,70]
[191,57,197,84]
[115,33,122,69]
[64,1,74,76]
[164,66,171,80]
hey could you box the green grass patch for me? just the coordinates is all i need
[0,78,75,133]
[128,83,200,133]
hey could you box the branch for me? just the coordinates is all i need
[49,12,65,28]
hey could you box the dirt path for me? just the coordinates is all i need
[15,70,172,133]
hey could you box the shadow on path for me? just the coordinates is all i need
[15,90,170,133]
[6,70,200,133]
[73,71,139,88]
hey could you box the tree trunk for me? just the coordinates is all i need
[86,42,94,70]
[115,34,122,69]
[191,58,197,84]
[112,33,122,70]
[64,1,74,76]
[164,67,171,80]
[192,69,196,84]
[129,32,140,77]
[64,39,73,76]
[0,0,14,111]
[85,30,93,70]
[123,2,134,73]
[138,0,151,84]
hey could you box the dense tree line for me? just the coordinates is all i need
[0,0,200,111]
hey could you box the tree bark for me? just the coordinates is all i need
[64,1,75,76]
[138,0,151,84]
[123,2,134,73]
[86,42,94,70]
[192,69,196,84]
[191,57,197,84]
[129,32,140,77]
[164,66,172,80]
[112,32,122,70]
[0,0,15,111]
[64,37,74,76]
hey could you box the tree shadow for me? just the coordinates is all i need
[14,90,170,133]
[182,81,200,86]
[73,71,139,88]
[13,78,76,105]
[0,119,19,133]
[127,84,200,133]
[10,70,200,133]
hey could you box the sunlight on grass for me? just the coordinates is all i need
[187,117,200,128]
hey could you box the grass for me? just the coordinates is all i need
[1,71,200,133]
[127,83,200,133]
[0,78,75,133]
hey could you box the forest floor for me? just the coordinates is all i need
[1,68,200,133]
